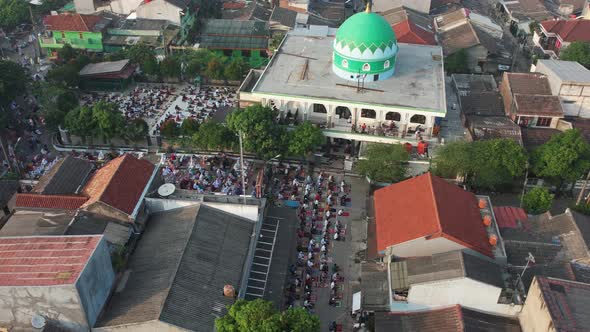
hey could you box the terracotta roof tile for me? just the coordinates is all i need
[0,235,102,286]
[505,72,553,95]
[81,154,154,217]
[15,193,87,210]
[513,94,564,116]
[375,306,463,332]
[393,19,437,45]
[493,206,529,229]
[541,19,590,42]
[373,173,493,257]
[43,13,103,32]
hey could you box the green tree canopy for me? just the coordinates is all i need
[226,104,286,159]
[34,82,78,130]
[46,63,80,87]
[560,41,590,68]
[0,60,28,106]
[160,119,179,137]
[444,49,469,74]
[356,143,408,183]
[523,187,554,214]
[58,44,78,62]
[191,120,235,150]
[181,118,199,136]
[64,105,96,137]
[288,121,324,157]
[433,139,527,190]
[205,57,225,79]
[224,57,248,81]
[531,129,590,194]
[215,299,320,332]
[125,43,159,75]
[160,56,181,79]
[0,0,29,31]
[92,101,125,141]
[124,118,149,142]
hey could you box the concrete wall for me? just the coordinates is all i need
[136,0,182,25]
[76,237,115,327]
[519,278,556,332]
[94,320,187,332]
[387,236,466,258]
[144,197,260,221]
[408,278,521,317]
[0,285,87,331]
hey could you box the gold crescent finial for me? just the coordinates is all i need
[365,1,371,12]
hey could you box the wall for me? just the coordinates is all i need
[408,278,521,317]
[387,236,466,258]
[499,73,513,116]
[136,0,182,25]
[42,31,104,52]
[144,197,260,221]
[519,278,555,332]
[94,320,187,332]
[0,285,87,331]
[76,237,115,327]
[84,201,130,224]
[108,0,143,15]
[558,83,590,117]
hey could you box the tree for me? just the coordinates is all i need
[0,0,29,31]
[160,56,181,79]
[531,129,590,194]
[560,41,590,68]
[92,101,125,141]
[523,187,554,214]
[224,57,248,81]
[124,118,149,142]
[58,44,78,62]
[215,299,320,332]
[46,63,80,87]
[125,43,159,76]
[64,106,96,138]
[288,121,324,157]
[226,104,287,159]
[0,60,28,106]
[444,49,469,74]
[181,118,199,136]
[160,119,179,137]
[205,57,225,79]
[356,144,408,183]
[191,120,235,150]
[34,82,78,130]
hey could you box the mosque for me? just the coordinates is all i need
[238,5,447,147]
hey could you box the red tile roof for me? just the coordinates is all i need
[493,206,529,229]
[537,277,590,331]
[393,19,437,46]
[15,193,88,210]
[374,173,493,257]
[0,235,101,286]
[376,306,463,331]
[541,19,590,43]
[81,154,154,217]
[43,13,103,32]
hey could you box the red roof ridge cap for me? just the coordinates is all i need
[80,14,89,31]
[427,173,444,234]
[455,304,464,331]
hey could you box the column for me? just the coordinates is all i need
[327,105,335,128]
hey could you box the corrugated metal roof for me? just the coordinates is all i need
[79,60,131,76]
[33,155,93,195]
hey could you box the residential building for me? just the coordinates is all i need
[81,154,156,223]
[0,235,115,331]
[199,19,270,68]
[14,193,88,210]
[78,59,137,91]
[498,0,551,36]
[103,18,180,54]
[74,0,143,15]
[380,7,436,46]
[500,72,564,128]
[533,19,590,58]
[520,127,562,150]
[533,59,590,117]
[32,155,93,196]
[375,305,522,331]
[519,277,590,332]
[40,13,112,56]
[94,204,257,331]
[135,0,196,42]
[371,0,432,14]
[239,10,447,149]
[269,6,299,30]
[372,172,505,260]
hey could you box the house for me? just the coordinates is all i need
[533,19,590,58]
[375,305,522,331]
[555,0,587,15]
[269,6,299,30]
[14,193,88,210]
[533,60,590,117]
[32,155,94,196]
[498,0,551,37]
[103,18,180,54]
[78,59,136,91]
[94,204,257,331]
[371,0,431,14]
[0,235,115,331]
[381,7,436,45]
[372,172,505,259]
[199,19,270,68]
[520,127,562,150]
[519,277,590,332]
[135,0,197,42]
[81,154,155,224]
[500,72,564,128]
[40,13,112,56]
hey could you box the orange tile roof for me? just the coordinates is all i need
[81,154,154,217]
[15,193,87,210]
[541,19,590,43]
[43,13,103,32]
[393,19,437,46]
[373,173,493,257]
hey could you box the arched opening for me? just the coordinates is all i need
[385,112,401,121]
[269,99,280,112]
[313,104,327,113]
[361,108,376,119]
[335,106,351,119]
[410,114,426,124]
[285,101,301,121]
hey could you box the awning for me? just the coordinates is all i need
[352,291,361,313]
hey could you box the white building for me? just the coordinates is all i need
[533,60,590,118]
[135,0,188,25]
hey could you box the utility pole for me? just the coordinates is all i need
[239,131,247,205]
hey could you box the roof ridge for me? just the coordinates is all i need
[427,173,444,235]
[455,304,465,332]
[78,14,89,31]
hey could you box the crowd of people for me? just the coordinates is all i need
[277,167,351,313]
[160,153,255,196]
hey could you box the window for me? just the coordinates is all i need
[341,59,348,68]
[536,117,552,127]
[386,112,401,121]
[384,59,390,69]
[361,108,376,119]
[79,32,84,39]
[410,114,426,124]
[362,63,371,71]
[313,104,327,113]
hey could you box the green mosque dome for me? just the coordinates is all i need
[335,12,397,55]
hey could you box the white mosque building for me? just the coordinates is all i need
[238,6,447,147]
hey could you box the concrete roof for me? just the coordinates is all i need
[0,209,75,237]
[535,60,590,84]
[253,33,446,112]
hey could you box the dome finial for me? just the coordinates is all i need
[365,1,371,13]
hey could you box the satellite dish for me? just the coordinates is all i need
[31,315,46,329]
[158,183,176,197]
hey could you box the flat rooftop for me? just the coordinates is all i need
[252,33,446,113]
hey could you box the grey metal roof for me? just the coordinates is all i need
[97,204,255,331]
[250,2,272,22]
[79,59,131,76]
[200,19,269,50]
[270,7,297,28]
[361,262,390,311]
[33,156,93,195]
[0,209,74,237]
